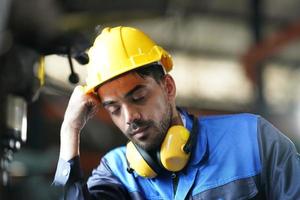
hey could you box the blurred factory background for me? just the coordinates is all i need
[1,0,300,199]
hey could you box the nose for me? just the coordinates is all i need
[123,104,141,125]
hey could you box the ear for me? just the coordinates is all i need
[162,74,176,100]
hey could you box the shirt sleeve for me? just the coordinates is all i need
[86,157,132,200]
[257,117,300,200]
[53,156,83,186]
[52,156,131,200]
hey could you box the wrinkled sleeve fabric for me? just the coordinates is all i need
[86,157,132,200]
[258,117,300,200]
[52,156,130,200]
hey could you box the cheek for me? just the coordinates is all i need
[111,116,126,133]
[147,94,169,121]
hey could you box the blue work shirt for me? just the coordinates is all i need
[53,111,300,199]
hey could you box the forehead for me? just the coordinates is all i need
[97,72,151,100]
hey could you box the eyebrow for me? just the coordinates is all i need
[102,100,117,107]
[124,85,146,99]
[102,85,146,107]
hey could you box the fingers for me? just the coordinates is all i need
[85,95,100,120]
[63,86,101,132]
[70,86,100,109]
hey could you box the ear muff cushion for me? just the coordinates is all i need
[160,125,191,171]
[126,142,159,178]
[160,116,198,172]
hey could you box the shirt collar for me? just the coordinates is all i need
[178,108,207,166]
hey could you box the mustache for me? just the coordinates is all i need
[126,119,153,135]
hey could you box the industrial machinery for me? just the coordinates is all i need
[0,0,89,198]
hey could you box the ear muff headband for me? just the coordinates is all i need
[134,144,162,174]
[126,142,158,178]
[183,116,198,153]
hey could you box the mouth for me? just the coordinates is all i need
[130,125,150,140]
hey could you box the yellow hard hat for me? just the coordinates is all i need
[84,26,173,93]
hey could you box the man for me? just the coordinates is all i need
[53,26,300,199]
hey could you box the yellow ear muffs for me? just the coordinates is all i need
[159,125,191,172]
[126,142,159,178]
[126,116,198,178]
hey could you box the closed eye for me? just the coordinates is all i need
[132,96,145,103]
[131,88,148,103]
[105,104,121,115]
[111,107,120,115]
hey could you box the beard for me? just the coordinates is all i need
[126,104,173,151]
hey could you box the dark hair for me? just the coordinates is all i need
[135,63,165,83]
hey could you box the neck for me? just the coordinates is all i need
[170,108,183,126]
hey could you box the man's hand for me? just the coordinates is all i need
[59,86,100,161]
